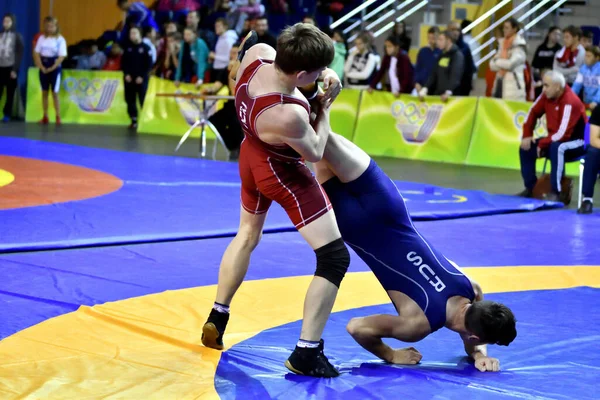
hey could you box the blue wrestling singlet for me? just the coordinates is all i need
[321,160,475,332]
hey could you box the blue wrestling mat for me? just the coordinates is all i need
[0,137,562,253]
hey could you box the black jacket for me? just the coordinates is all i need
[121,41,153,78]
[425,44,464,95]
[0,27,25,72]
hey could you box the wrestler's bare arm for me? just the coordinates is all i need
[256,104,331,163]
[346,314,428,364]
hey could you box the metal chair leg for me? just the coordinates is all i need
[578,158,585,209]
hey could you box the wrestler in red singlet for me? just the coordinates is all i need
[202,24,349,378]
[236,58,332,228]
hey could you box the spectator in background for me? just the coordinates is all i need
[391,21,411,53]
[76,40,107,70]
[162,31,182,79]
[368,35,414,96]
[518,71,587,203]
[578,105,600,214]
[414,26,441,96]
[117,0,159,44]
[143,27,158,65]
[155,0,200,26]
[175,27,209,86]
[418,30,464,103]
[187,10,217,50]
[554,26,585,86]
[254,16,277,48]
[329,29,347,82]
[0,13,24,123]
[210,18,238,83]
[230,0,265,34]
[344,32,378,90]
[485,28,504,97]
[34,16,67,125]
[205,44,244,159]
[303,15,317,26]
[122,26,153,130]
[572,46,600,111]
[489,18,527,102]
[103,42,123,71]
[532,26,561,98]
[581,30,594,49]
[447,20,475,96]
[461,20,480,67]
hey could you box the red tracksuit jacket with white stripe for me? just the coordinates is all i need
[522,85,588,149]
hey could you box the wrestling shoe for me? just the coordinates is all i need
[201,308,229,350]
[577,200,593,214]
[285,340,340,378]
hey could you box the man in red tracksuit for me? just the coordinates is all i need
[519,70,588,202]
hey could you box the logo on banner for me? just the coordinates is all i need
[63,78,119,113]
[391,101,444,143]
[514,111,547,138]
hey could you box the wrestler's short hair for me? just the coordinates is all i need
[563,25,583,39]
[275,23,335,75]
[440,30,455,43]
[465,300,516,346]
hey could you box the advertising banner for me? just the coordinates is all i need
[466,97,579,175]
[352,92,477,164]
[25,68,130,125]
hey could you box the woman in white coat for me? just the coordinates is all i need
[490,18,527,102]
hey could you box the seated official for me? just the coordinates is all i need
[579,106,600,214]
[518,70,588,203]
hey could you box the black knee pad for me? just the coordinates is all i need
[314,238,350,288]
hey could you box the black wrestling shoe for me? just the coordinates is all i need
[201,308,230,350]
[284,340,340,378]
[516,188,533,198]
[577,200,593,214]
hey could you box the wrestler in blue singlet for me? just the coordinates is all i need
[322,160,475,332]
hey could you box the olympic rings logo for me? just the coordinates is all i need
[391,101,444,144]
[514,111,547,138]
[63,77,119,113]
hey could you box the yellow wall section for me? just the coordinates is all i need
[1,266,599,398]
[39,0,156,45]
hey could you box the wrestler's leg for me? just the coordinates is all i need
[202,205,267,350]
[296,210,344,342]
[215,205,267,305]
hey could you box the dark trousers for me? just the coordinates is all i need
[124,78,148,121]
[209,101,243,151]
[0,66,17,117]
[582,146,600,199]
[520,140,586,193]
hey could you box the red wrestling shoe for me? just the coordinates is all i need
[55,116,62,126]
[39,116,49,125]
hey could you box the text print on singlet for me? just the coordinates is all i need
[406,251,446,292]
[239,101,248,127]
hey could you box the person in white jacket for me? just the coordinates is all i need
[344,33,379,90]
[210,18,238,83]
[489,18,527,102]
[554,26,586,86]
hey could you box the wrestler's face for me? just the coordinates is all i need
[296,67,326,86]
[581,36,592,49]
[165,23,178,35]
[45,21,57,36]
[355,38,366,53]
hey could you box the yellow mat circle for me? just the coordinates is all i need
[0,266,599,399]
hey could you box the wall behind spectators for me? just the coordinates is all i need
[39,0,155,45]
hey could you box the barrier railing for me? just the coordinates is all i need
[24,69,582,175]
